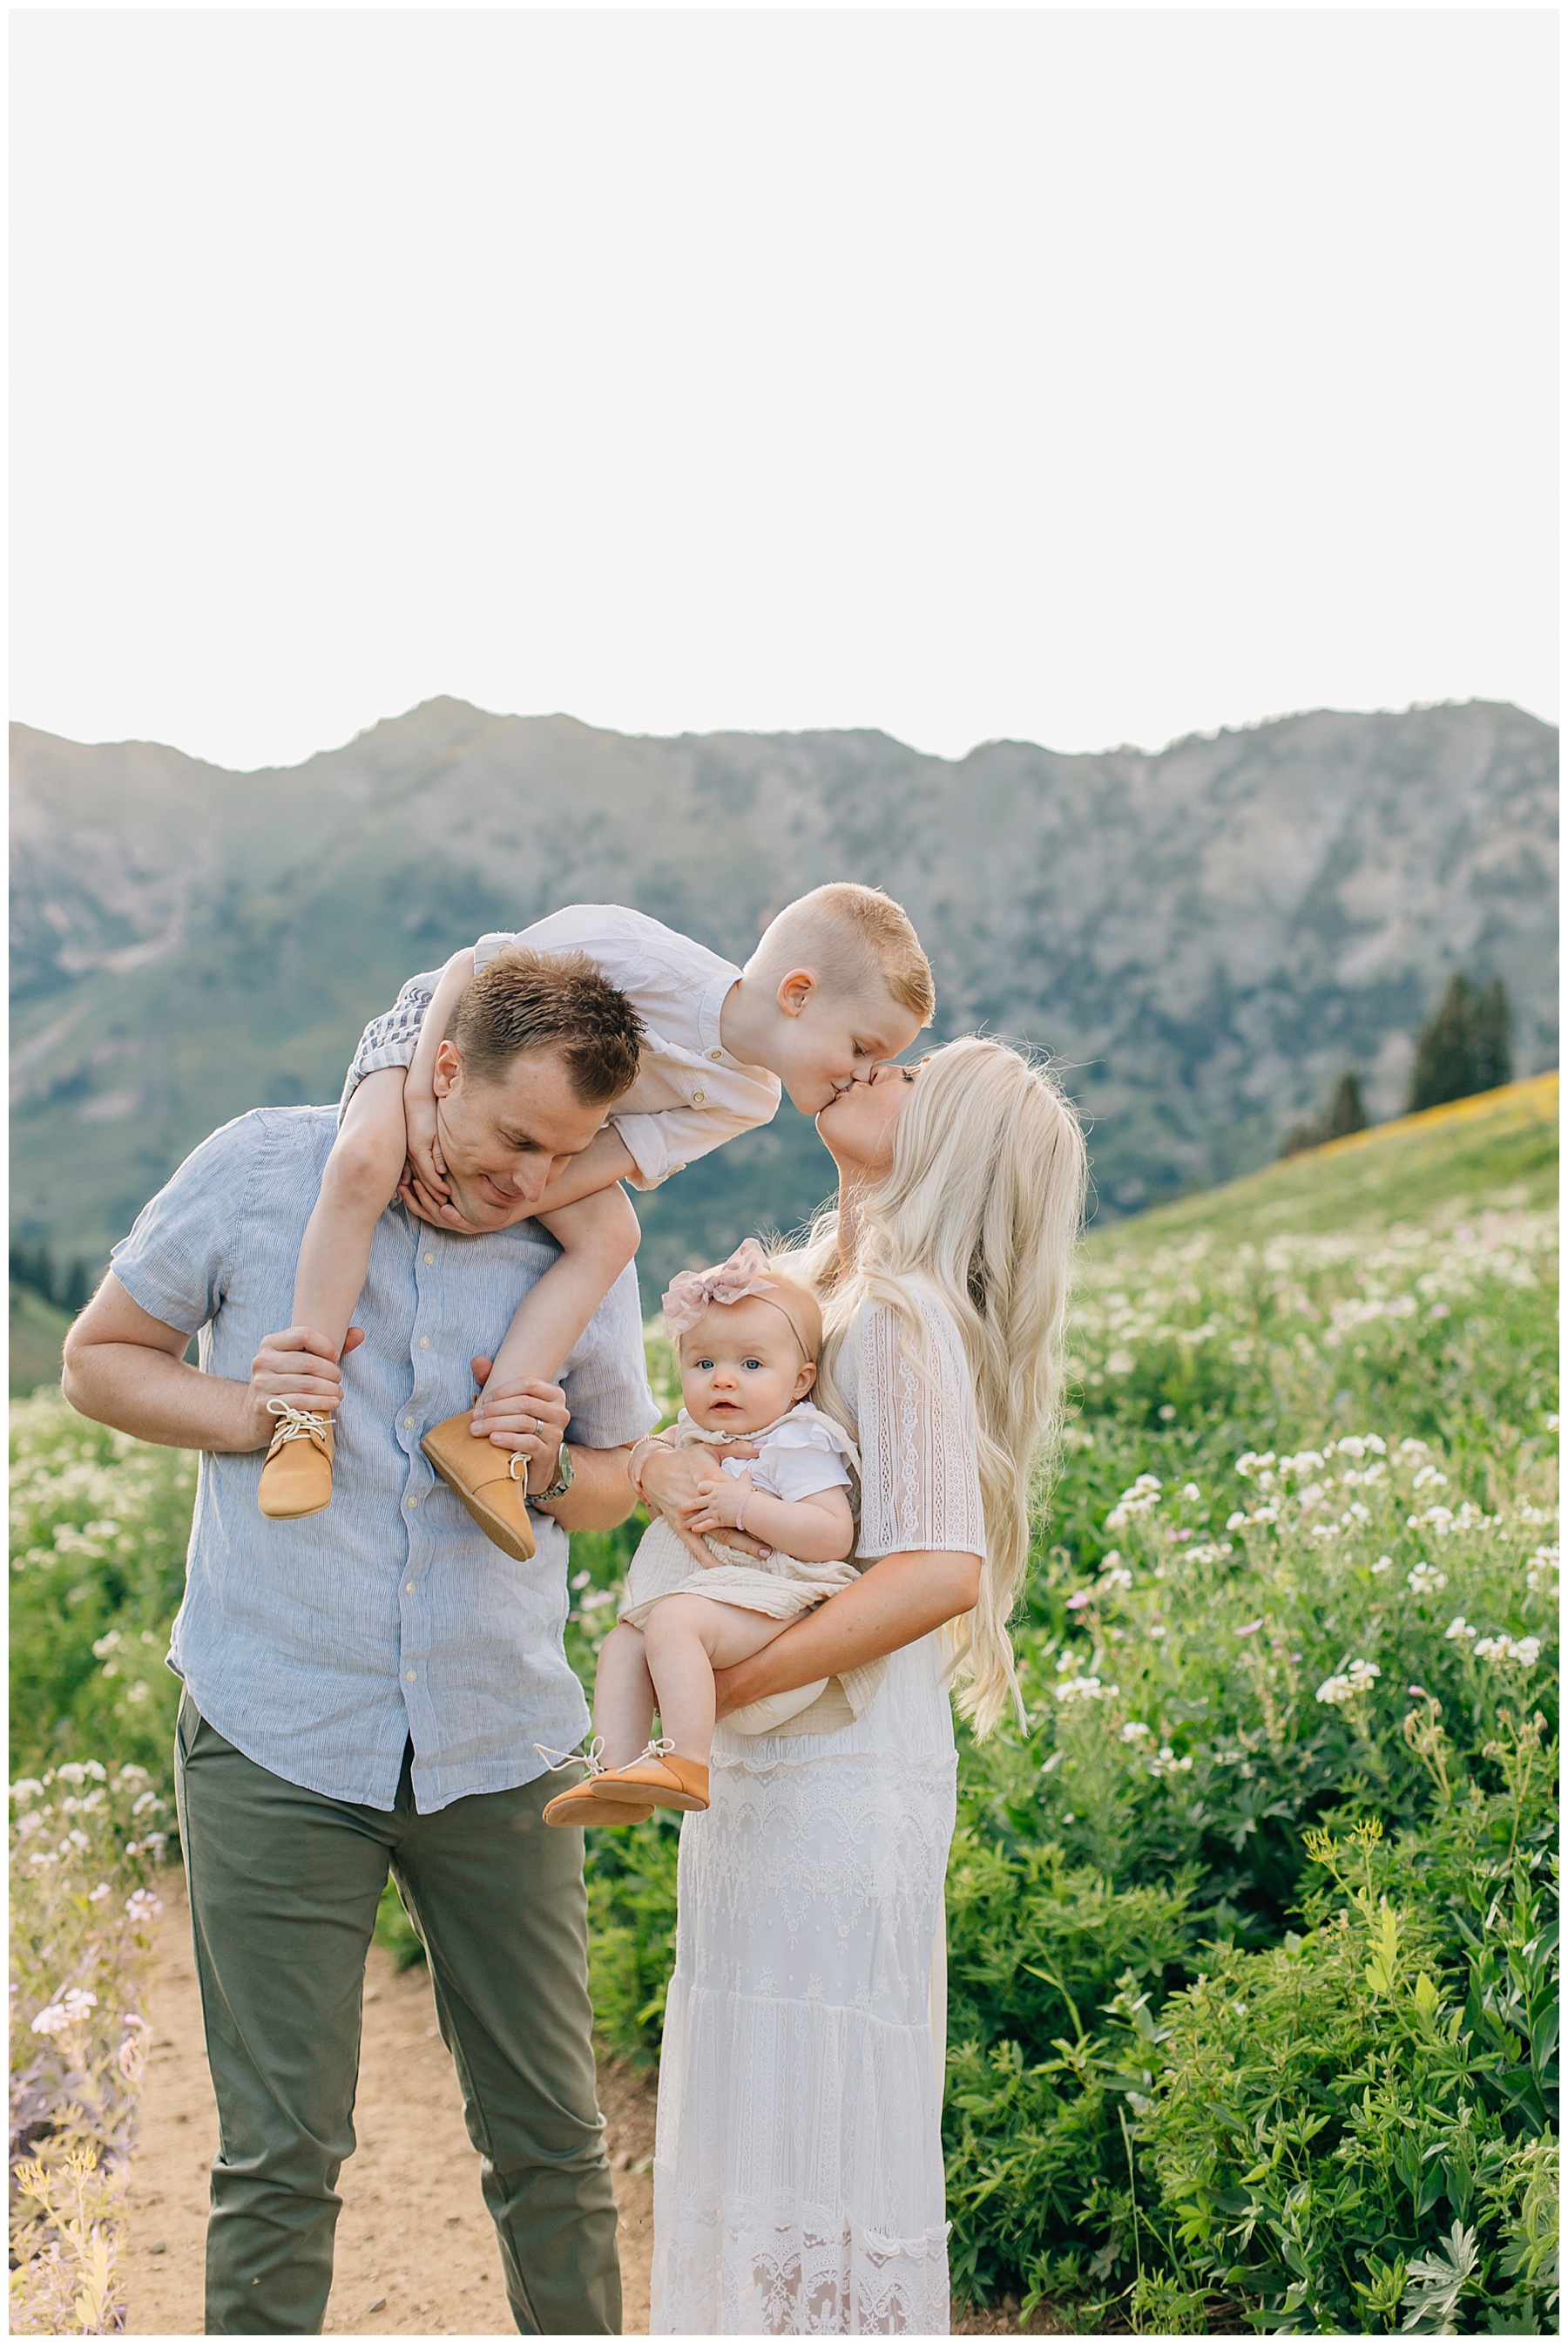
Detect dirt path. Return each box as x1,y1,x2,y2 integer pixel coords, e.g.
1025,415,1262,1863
125,1884,1044,2335
125,1881,657,2335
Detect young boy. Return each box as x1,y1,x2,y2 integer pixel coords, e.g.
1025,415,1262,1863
259,887,934,1553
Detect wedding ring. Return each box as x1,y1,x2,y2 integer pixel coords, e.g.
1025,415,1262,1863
533,1417,544,1439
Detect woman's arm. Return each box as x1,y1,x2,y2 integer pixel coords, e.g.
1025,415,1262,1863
713,1548,981,1714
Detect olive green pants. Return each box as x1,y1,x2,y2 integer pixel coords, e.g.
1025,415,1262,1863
172,1692,620,2335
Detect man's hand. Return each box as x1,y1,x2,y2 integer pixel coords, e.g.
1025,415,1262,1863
468,1356,571,1495
247,1325,364,1445
639,1440,770,1562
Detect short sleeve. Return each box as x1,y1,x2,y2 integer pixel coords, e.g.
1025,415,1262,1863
109,1113,267,1337
758,1440,853,1503
852,1291,986,1560
557,1261,661,1451
339,971,443,1114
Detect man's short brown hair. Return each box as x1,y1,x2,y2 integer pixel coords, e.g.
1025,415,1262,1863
448,947,644,1106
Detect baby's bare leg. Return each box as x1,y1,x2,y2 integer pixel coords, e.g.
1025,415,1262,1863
591,1624,658,1770
292,1070,410,1361
641,1595,795,1765
486,1183,641,1393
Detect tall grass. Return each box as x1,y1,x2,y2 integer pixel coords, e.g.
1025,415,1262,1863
10,1083,1558,2333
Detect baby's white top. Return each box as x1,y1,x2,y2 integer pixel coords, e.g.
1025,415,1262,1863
476,905,782,1189
673,1399,857,1506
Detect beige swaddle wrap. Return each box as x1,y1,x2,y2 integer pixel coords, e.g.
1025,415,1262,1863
618,1404,886,1730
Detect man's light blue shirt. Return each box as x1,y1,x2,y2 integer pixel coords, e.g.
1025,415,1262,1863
110,1106,658,1812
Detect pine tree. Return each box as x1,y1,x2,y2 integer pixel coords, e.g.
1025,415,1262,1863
9,1242,57,1304
1473,977,1513,1094
1280,1068,1369,1157
59,1258,91,1314
1409,973,1481,1113
1323,1071,1368,1140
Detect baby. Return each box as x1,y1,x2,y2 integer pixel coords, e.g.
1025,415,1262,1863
541,1242,877,1826
258,891,933,1547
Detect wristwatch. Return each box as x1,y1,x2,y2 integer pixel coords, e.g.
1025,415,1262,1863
532,1443,575,1505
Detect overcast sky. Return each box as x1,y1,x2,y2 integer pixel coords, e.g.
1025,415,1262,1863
11,8,1558,771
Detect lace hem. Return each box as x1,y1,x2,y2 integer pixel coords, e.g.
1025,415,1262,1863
651,2192,950,2335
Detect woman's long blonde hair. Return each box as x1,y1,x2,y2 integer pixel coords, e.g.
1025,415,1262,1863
787,1036,1087,1738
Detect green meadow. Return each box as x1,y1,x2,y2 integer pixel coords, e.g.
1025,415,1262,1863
11,1079,1558,2333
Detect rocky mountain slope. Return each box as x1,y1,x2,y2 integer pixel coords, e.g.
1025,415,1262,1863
10,697,1557,1289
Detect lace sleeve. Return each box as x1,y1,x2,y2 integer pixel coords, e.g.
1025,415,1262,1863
852,1290,986,1561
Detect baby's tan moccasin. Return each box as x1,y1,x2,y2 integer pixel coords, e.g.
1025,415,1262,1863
542,1777,656,1828
421,1412,537,1561
258,1404,335,1520
591,1744,710,1813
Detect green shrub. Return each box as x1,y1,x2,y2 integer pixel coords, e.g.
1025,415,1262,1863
10,1399,193,1785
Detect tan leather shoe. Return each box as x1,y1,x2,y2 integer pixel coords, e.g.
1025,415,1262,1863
537,1740,655,1827
591,1743,710,1813
258,1403,335,1520
542,1778,656,1828
421,1412,537,1562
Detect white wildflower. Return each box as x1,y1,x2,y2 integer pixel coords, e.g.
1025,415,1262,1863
1316,1659,1382,1706
1147,1745,1193,1778
1371,1555,1394,1575
1444,1616,1478,1643
1406,1562,1448,1595
1105,1474,1162,1528
1055,1675,1119,1704
1120,1720,1152,1743
1473,1635,1542,1669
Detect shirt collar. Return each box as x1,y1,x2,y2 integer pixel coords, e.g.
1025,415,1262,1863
697,968,741,1061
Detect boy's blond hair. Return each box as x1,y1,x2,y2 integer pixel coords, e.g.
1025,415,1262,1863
749,884,935,1025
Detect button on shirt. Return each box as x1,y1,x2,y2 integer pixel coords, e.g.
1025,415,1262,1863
346,904,783,1190
109,1107,659,1813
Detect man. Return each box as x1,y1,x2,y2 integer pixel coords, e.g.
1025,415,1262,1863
64,948,658,2336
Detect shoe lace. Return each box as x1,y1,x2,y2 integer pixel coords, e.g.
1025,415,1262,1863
632,1738,677,1766
535,1735,608,1779
266,1399,332,1448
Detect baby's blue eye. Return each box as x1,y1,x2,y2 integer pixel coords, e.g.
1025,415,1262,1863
694,1357,714,1371
742,1358,764,1371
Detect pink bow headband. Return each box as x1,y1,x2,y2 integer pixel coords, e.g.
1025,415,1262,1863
661,1238,812,1358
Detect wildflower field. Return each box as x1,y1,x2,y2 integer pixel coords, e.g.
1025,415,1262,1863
10,1076,1558,2334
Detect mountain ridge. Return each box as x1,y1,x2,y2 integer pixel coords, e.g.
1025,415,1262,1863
11,696,1558,1290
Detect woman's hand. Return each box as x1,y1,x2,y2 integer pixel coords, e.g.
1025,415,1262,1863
639,1441,770,1563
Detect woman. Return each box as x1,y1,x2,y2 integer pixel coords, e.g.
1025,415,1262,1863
637,1036,1087,2334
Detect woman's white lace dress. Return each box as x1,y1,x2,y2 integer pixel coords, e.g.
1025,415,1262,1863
651,1287,986,2334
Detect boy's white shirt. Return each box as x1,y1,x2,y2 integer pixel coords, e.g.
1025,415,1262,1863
476,905,782,1190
